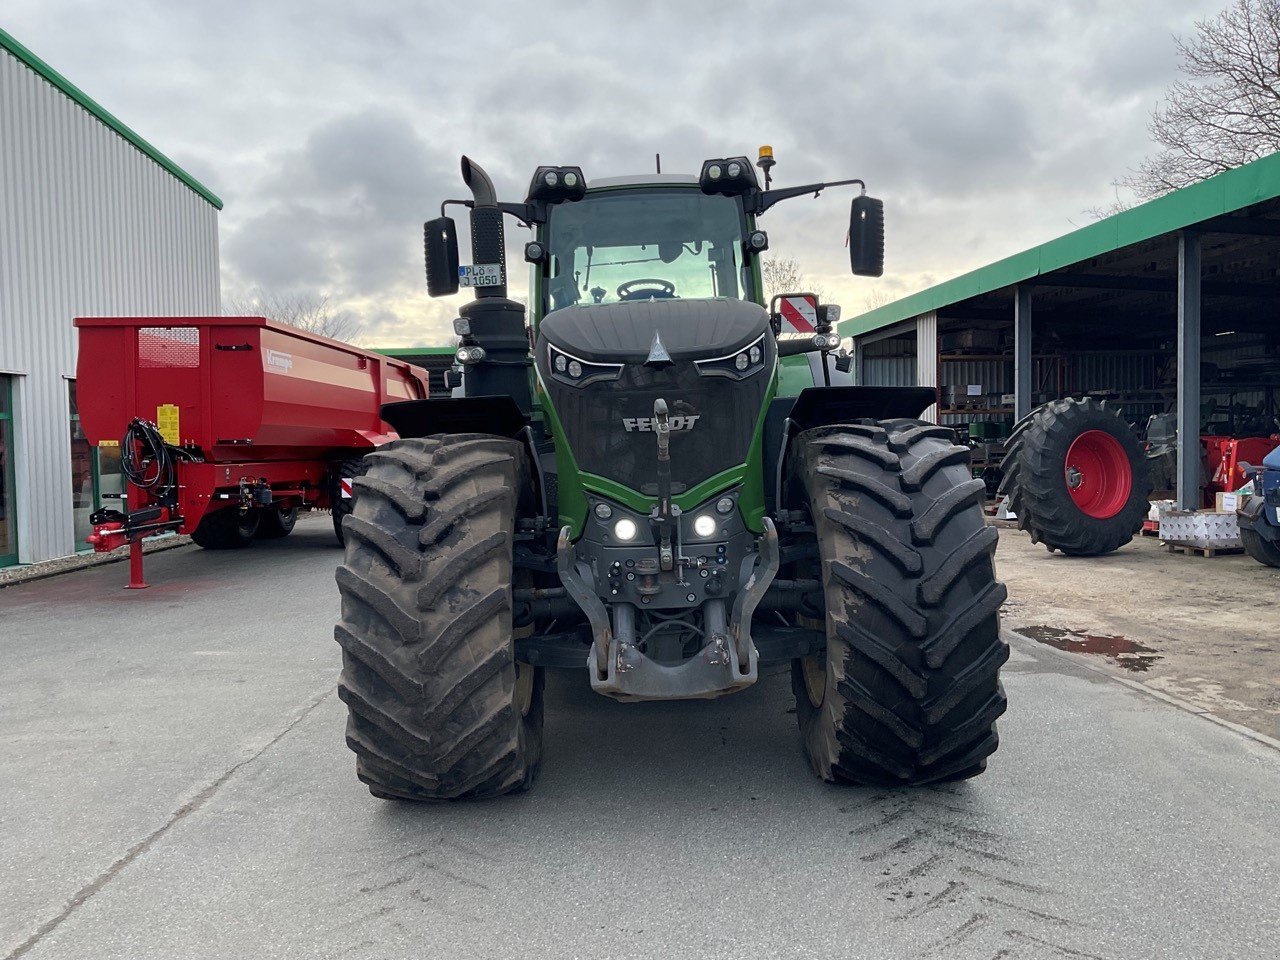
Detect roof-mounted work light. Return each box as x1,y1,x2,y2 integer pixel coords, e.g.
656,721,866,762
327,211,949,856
525,166,587,205
699,156,759,197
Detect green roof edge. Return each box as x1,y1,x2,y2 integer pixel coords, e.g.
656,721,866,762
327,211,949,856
0,26,224,210
839,150,1280,339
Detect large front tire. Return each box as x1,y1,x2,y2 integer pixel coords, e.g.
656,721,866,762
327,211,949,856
791,420,1009,787
334,435,544,801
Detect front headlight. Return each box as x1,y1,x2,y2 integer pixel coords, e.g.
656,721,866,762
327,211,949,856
546,344,622,387
694,333,770,379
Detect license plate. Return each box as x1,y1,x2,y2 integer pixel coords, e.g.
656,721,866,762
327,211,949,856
458,264,504,287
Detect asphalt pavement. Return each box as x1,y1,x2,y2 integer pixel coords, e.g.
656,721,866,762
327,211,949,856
1,516,1277,960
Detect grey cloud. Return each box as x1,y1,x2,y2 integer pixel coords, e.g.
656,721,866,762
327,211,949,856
5,0,1233,343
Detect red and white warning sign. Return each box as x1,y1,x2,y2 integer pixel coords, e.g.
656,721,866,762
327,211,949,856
778,295,818,334
340,478,354,499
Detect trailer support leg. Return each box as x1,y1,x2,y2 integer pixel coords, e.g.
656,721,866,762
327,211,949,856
125,539,149,590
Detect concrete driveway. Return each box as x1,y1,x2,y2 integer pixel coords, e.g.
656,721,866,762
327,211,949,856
2,517,1277,960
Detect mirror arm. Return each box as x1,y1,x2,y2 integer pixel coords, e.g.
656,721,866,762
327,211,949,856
752,178,866,215
441,198,539,227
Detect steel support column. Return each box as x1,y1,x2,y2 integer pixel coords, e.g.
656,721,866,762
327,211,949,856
915,312,938,421
1177,232,1202,510
1013,285,1032,421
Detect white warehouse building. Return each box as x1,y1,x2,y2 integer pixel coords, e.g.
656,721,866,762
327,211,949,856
0,27,221,568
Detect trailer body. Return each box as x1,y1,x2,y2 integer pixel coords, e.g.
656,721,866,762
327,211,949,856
74,316,429,550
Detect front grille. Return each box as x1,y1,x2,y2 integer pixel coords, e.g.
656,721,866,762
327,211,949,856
548,360,769,495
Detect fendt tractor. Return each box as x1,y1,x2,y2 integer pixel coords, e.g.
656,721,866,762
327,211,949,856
334,149,1009,800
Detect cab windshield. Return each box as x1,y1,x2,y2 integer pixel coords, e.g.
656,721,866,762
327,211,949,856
543,188,748,313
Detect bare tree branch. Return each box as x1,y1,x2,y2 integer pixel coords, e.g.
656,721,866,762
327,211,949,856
226,288,364,345
1115,0,1280,205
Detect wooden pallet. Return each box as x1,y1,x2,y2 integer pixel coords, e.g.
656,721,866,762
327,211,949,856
1164,541,1244,558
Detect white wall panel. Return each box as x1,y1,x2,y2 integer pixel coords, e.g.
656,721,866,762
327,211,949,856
0,49,219,564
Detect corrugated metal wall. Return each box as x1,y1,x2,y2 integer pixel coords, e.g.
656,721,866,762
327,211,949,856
0,49,220,564
859,331,918,386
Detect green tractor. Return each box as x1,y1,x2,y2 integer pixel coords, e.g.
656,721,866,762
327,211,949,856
334,150,1008,800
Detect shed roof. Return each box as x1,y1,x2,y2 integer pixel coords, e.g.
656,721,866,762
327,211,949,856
841,151,1280,339
0,26,223,210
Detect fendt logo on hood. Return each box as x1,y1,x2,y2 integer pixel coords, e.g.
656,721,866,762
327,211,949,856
623,415,700,432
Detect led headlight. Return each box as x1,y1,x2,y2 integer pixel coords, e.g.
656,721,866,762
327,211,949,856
692,514,717,538
715,496,734,515
694,333,770,379
546,344,622,386
594,502,613,521
613,518,638,542
543,170,558,187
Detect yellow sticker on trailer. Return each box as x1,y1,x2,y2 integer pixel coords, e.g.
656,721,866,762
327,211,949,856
156,404,180,445
98,440,120,448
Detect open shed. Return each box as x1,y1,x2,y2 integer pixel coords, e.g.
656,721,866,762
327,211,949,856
841,152,1280,510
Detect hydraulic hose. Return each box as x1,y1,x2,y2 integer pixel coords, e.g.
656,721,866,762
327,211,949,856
120,417,187,500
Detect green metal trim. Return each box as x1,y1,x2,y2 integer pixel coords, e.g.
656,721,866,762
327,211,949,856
839,151,1280,339
580,466,745,515
0,26,224,210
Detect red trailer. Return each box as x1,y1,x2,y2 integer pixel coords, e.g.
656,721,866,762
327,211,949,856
74,317,430,581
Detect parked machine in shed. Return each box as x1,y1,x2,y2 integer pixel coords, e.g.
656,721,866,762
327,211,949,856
1238,442,1280,567
75,317,429,580
332,150,1010,802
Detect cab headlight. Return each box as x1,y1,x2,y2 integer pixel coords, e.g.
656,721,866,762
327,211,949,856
613,518,638,542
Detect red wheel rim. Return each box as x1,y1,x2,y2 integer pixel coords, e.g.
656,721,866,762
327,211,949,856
1064,430,1132,519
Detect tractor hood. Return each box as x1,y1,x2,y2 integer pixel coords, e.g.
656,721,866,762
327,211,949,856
539,298,769,364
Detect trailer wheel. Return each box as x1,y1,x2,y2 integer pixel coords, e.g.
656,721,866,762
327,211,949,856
255,506,298,539
998,398,1153,556
790,420,1009,787
331,456,368,547
190,508,260,550
335,435,543,801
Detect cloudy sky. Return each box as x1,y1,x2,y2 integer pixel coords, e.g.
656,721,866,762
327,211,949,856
8,0,1217,346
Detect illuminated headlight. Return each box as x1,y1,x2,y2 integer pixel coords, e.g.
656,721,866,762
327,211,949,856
567,360,582,378
594,502,613,521
735,353,749,371
613,518,638,542
554,354,567,373
715,496,734,515
692,514,717,538
456,345,486,364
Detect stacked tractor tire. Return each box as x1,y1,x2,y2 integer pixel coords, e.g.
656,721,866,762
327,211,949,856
999,398,1154,556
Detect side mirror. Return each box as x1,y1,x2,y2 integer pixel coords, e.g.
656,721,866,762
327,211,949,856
424,217,460,297
849,195,884,277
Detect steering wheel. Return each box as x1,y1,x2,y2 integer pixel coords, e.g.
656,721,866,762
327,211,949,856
617,278,677,301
